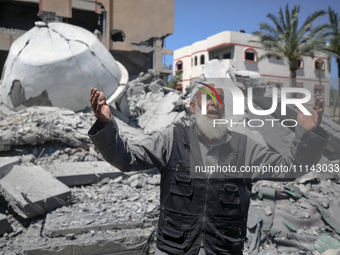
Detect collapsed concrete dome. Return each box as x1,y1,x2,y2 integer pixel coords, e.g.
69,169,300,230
1,21,121,112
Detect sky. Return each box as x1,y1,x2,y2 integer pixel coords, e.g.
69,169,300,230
164,0,340,84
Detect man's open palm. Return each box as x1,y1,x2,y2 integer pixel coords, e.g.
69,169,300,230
90,88,111,125
297,96,323,131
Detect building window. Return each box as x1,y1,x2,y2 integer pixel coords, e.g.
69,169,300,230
200,54,205,65
292,82,304,98
297,57,304,69
314,85,324,96
176,61,183,72
191,58,193,67
110,29,125,42
314,59,324,71
244,48,257,62
223,52,231,59
194,56,198,66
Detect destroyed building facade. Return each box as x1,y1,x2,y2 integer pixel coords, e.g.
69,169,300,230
0,0,174,79
173,30,331,115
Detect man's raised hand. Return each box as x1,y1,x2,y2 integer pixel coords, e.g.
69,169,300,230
297,96,323,131
90,88,111,125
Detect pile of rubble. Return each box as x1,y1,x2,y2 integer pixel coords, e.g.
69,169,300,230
1,70,340,255
112,70,191,134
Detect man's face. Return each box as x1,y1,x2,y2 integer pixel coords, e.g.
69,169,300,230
190,84,225,119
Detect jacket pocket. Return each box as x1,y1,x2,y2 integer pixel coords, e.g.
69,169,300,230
219,182,240,205
214,234,244,254
170,163,193,196
158,211,191,250
213,218,244,253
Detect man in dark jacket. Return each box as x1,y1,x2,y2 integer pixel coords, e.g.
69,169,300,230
88,82,329,255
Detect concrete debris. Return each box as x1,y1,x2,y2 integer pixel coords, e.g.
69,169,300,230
120,71,190,132
46,161,125,187
43,171,159,237
1,22,121,112
23,219,155,255
0,156,20,179
0,106,95,152
138,91,181,134
0,165,71,218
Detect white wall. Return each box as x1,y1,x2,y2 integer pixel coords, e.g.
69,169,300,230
173,31,330,114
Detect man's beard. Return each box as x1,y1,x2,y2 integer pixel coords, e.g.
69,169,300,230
194,104,228,141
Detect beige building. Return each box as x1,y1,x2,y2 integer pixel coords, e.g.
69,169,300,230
0,0,174,79
173,30,330,114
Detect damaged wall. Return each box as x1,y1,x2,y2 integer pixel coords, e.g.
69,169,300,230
1,21,121,112
107,0,174,78
0,0,175,79
110,0,174,51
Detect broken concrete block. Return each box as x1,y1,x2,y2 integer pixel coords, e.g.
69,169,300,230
138,91,180,134
116,93,130,119
45,162,125,187
202,59,228,80
24,218,153,255
1,22,121,112
171,110,186,126
0,165,71,218
110,106,130,124
0,106,94,151
0,212,12,236
134,91,164,114
148,81,162,93
0,156,20,179
0,130,11,148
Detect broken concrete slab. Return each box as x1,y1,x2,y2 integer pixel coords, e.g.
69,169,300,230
23,218,154,255
110,106,130,124
138,91,181,134
0,156,20,179
202,59,228,80
0,130,11,151
45,161,126,187
115,93,130,119
42,172,159,238
44,214,137,237
0,165,71,218
0,103,15,120
1,22,121,112
134,90,165,114
0,106,93,152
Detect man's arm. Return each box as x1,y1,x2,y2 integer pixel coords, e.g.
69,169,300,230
88,88,172,172
245,124,329,180
88,117,172,172
245,96,330,181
